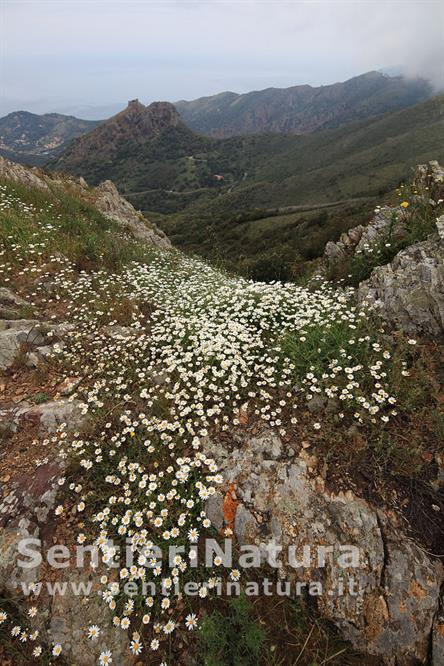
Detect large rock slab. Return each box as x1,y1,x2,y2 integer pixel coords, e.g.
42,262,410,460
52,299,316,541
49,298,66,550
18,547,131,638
205,426,443,664
19,399,88,434
0,457,133,665
50,568,134,666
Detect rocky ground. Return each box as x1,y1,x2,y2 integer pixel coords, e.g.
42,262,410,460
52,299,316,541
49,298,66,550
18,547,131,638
0,157,443,665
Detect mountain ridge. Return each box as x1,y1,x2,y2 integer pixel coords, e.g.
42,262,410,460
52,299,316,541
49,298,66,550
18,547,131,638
0,110,99,165
175,71,433,136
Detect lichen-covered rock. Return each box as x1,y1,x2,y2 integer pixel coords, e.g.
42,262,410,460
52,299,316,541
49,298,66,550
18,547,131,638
49,569,134,666
358,233,444,336
0,458,65,593
0,457,133,665
432,613,444,665
205,425,443,664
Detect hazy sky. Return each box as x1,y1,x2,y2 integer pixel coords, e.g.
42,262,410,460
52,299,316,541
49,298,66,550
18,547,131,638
1,0,443,118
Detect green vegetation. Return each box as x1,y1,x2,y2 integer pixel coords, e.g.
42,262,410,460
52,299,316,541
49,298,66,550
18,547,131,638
51,94,444,279
0,179,158,273
197,593,373,666
198,594,266,666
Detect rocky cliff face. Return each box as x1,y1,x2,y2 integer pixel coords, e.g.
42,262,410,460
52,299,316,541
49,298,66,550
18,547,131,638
205,426,444,665
358,228,444,336
51,99,182,172
0,155,170,248
325,161,444,336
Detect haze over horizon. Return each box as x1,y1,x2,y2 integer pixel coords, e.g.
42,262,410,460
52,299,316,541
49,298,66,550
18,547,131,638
1,0,443,119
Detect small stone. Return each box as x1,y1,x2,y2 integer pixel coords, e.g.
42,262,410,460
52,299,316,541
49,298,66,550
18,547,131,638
307,395,326,413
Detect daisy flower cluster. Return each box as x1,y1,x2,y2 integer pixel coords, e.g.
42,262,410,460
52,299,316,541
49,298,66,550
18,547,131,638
0,607,59,660
0,183,416,662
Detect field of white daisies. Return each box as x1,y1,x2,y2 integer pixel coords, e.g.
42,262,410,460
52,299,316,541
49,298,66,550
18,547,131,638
0,177,441,665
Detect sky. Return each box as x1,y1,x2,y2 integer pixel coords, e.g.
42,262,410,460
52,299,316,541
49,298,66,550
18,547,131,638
1,0,443,119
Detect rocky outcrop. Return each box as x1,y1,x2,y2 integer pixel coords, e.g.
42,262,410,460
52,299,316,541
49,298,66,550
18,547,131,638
325,161,444,274
0,287,32,319
324,161,444,336
20,399,88,434
0,458,65,593
93,179,170,246
324,206,407,269
0,313,75,371
52,99,181,167
0,455,132,665
358,229,444,336
0,155,170,249
205,425,443,665
0,319,44,370
0,156,50,192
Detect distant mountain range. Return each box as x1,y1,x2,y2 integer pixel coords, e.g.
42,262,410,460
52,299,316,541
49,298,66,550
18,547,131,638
0,111,99,165
0,72,434,168
175,71,433,137
2,72,442,276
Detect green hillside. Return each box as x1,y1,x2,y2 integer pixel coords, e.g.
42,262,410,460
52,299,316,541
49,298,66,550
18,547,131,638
0,111,99,165
50,94,444,279
156,94,444,276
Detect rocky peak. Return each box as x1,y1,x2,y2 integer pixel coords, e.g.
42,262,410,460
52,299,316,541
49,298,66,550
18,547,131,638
127,98,143,108
50,99,181,170
115,99,180,136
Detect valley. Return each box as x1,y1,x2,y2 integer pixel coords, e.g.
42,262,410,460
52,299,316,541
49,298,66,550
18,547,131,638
2,73,442,283
48,92,444,279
